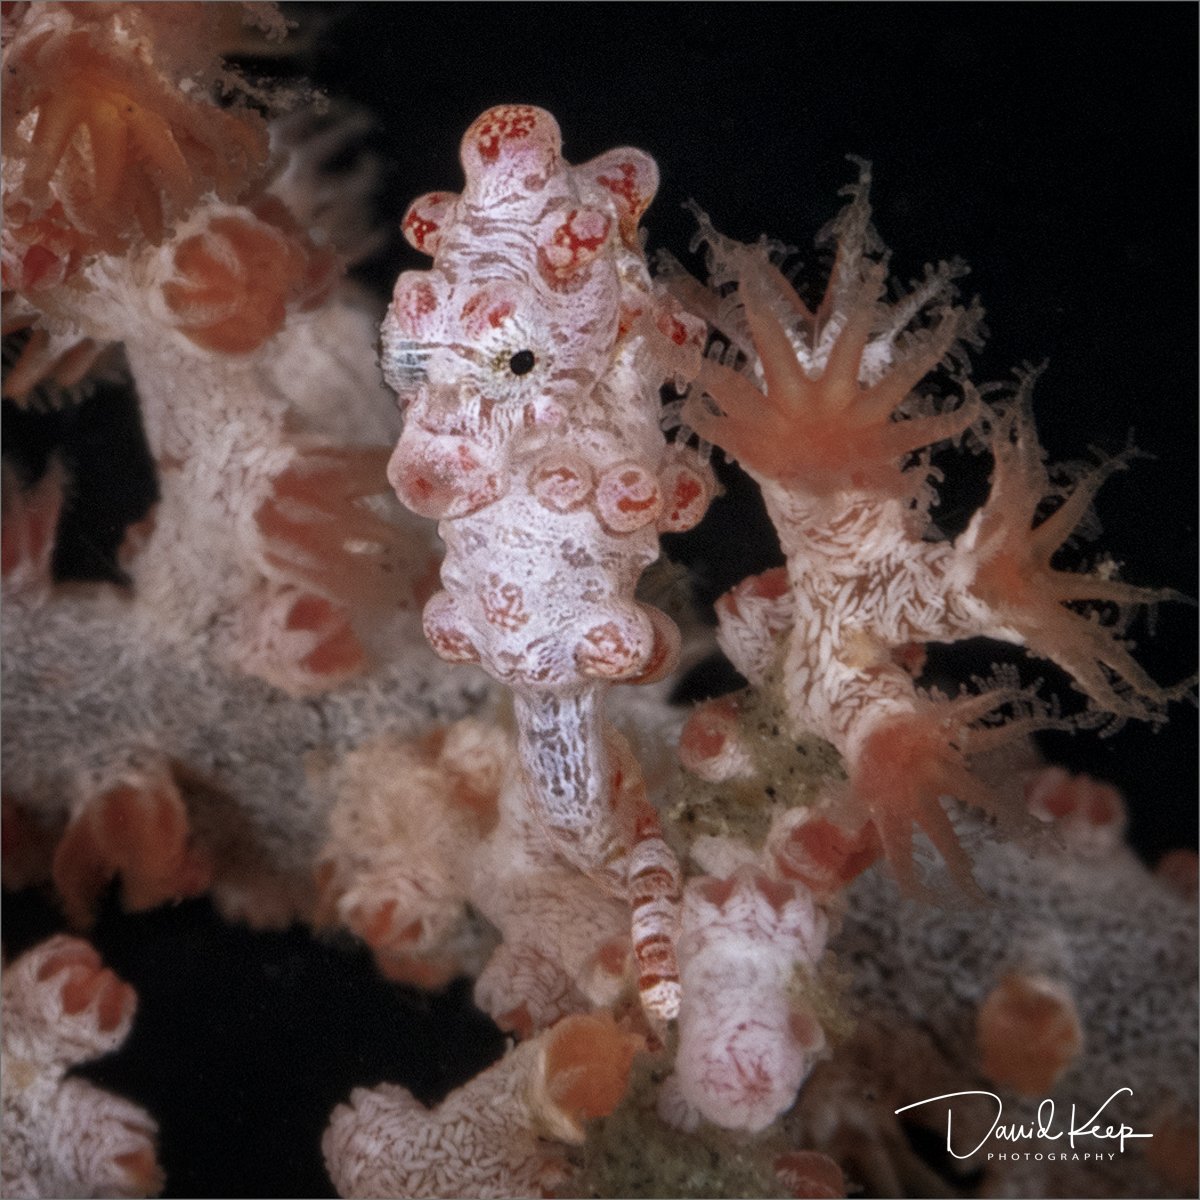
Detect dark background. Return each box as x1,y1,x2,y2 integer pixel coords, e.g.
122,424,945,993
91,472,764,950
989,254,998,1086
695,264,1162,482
3,5,1196,1196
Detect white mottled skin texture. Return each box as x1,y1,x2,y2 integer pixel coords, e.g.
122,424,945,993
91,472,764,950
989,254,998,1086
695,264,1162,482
2,937,162,1199
470,762,634,1030
381,105,715,1017
664,867,828,1134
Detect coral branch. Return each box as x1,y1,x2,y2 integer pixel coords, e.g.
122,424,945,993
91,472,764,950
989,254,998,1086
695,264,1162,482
3,936,162,1198
680,163,1190,892
324,1012,642,1198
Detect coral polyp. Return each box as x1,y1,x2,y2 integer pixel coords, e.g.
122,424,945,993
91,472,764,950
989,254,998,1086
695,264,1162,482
2,4,272,258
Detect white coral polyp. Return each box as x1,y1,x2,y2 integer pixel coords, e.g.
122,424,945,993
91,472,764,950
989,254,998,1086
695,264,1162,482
2,936,162,1199
671,867,828,1132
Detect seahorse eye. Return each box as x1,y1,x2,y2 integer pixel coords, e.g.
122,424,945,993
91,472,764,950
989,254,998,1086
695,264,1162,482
508,349,536,376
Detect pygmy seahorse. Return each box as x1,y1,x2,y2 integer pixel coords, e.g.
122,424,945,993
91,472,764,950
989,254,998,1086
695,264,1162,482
379,105,713,1018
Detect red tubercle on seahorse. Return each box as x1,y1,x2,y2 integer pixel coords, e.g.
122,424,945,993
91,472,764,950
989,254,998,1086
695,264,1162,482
481,575,530,632
595,160,649,245
536,209,612,289
469,104,542,162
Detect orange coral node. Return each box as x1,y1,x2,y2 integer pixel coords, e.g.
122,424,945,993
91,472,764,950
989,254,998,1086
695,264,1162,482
299,619,367,680
1145,1110,1200,1195
284,593,338,632
111,1147,166,1200
37,941,136,1032
679,695,740,765
347,898,398,948
163,214,310,353
1154,849,1199,900
51,777,211,927
775,1149,847,1199
976,973,1083,1095
544,1012,643,1123
774,814,882,897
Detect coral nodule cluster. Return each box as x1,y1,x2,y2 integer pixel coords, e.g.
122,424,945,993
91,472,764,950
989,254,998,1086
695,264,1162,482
2,5,1195,1199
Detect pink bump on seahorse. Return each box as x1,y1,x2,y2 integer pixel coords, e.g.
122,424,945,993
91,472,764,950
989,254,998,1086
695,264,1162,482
379,105,714,1019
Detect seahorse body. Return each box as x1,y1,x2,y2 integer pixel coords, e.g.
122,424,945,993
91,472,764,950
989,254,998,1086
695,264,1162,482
380,106,712,1018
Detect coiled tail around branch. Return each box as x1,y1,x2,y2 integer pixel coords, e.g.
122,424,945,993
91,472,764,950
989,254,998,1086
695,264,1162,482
514,690,682,1020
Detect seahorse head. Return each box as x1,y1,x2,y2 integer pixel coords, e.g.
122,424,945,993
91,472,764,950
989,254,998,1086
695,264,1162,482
380,105,666,519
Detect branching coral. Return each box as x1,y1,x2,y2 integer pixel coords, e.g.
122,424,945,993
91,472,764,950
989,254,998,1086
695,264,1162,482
317,710,681,1036
794,805,1198,1198
1,11,1193,1200
2,935,162,1199
674,163,1193,890
1,454,479,929
315,720,508,988
2,3,273,263
0,2,478,931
